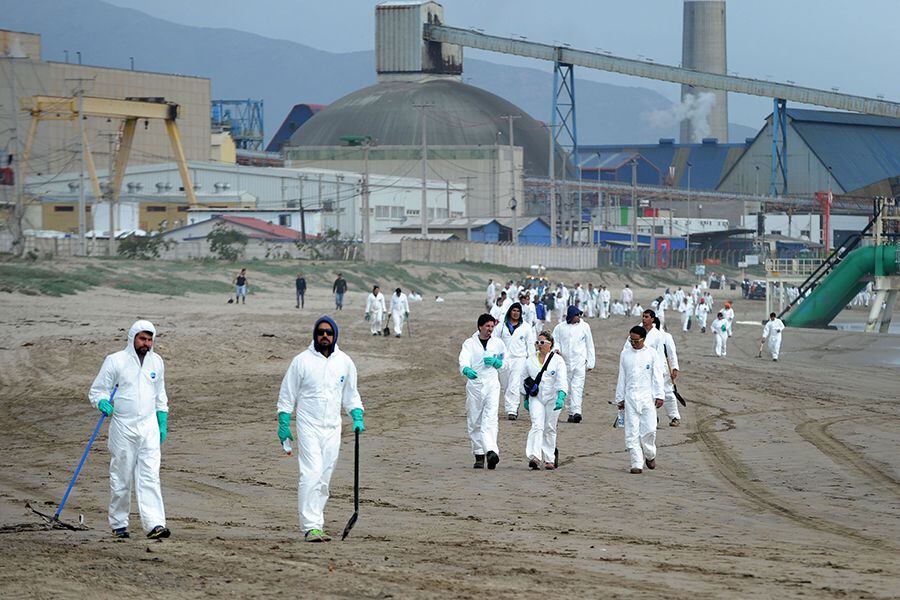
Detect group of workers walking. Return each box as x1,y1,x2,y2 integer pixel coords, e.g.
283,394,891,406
83,271,788,545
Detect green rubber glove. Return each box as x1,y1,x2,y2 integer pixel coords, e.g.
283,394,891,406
364,313,370,321
350,408,365,433
156,411,168,444
277,411,294,443
555,390,566,411
490,356,503,370
404,311,409,318
523,397,530,412
462,366,478,380
97,399,114,417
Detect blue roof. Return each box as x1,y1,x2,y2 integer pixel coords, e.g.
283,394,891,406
266,103,325,153
785,109,900,193
577,139,749,190
578,151,638,170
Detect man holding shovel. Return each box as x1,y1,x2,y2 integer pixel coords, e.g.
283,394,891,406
88,319,170,540
277,316,365,542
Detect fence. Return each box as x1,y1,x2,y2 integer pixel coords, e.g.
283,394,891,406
400,239,599,270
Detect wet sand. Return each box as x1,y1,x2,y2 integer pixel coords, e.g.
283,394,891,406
0,271,898,599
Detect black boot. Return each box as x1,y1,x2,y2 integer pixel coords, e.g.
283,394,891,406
473,454,485,469
486,450,500,470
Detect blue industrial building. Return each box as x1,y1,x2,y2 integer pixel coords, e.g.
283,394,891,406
577,138,751,191
718,109,900,197
578,152,660,184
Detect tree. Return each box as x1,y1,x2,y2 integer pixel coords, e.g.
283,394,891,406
206,221,248,261
117,225,175,259
294,228,356,260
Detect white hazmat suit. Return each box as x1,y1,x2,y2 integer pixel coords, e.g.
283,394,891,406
459,332,506,457
553,317,595,419
524,351,567,464
762,317,785,360
277,317,363,534
658,329,681,422
712,317,728,356
494,304,536,416
365,291,387,335
390,291,409,336
615,344,665,471
89,320,168,533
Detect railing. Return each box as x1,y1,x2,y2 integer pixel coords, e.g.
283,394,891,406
765,258,823,277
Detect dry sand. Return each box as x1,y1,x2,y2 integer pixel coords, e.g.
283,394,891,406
0,267,898,599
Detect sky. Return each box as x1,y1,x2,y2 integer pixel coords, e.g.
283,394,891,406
105,0,900,129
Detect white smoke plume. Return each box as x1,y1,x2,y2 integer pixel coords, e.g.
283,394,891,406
648,91,717,142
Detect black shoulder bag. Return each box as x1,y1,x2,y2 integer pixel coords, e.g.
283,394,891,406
523,352,554,397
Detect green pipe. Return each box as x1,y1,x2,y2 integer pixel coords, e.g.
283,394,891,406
784,245,900,329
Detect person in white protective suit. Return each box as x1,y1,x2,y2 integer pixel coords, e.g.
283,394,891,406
615,325,666,474
711,312,728,357
89,319,170,540
521,294,538,329
653,316,682,427
490,293,507,323
599,285,611,319
523,330,567,470
486,278,497,310
680,297,694,332
762,312,785,361
585,284,596,318
277,316,365,542
695,297,710,333
553,305,596,423
722,302,735,337
621,285,634,312
614,310,664,428
459,314,506,469
630,303,644,317
365,285,387,336
389,287,410,337
494,302,536,420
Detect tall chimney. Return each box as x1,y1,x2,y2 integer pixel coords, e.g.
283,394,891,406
680,0,728,143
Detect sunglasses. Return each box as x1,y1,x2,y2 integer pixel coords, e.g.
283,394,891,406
536,340,550,345
628,337,644,345
315,329,334,337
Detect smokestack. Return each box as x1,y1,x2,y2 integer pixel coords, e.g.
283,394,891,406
681,0,728,143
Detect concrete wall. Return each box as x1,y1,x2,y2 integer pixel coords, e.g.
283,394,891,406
400,238,598,269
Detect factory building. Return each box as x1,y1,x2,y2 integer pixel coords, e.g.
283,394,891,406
717,109,900,197
0,29,213,180
25,161,464,239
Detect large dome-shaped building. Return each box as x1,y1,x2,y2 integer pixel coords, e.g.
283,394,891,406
288,78,556,179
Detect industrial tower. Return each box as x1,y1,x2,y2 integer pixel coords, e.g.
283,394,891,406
680,0,728,143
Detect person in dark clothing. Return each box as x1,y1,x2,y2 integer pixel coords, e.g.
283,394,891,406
232,268,248,304
295,273,307,309
332,273,348,310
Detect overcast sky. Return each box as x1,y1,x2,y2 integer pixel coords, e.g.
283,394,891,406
106,0,899,128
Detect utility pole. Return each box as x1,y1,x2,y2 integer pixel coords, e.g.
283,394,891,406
340,135,374,262
686,162,693,268
501,114,521,244
413,102,434,235
78,90,87,254
7,54,26,257
460,176,476,217
99,130,118,254
631,159,638,263
544,123,557,247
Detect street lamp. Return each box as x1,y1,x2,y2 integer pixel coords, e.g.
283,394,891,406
686,162,693,263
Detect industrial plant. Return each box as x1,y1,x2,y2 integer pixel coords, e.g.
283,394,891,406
1,0,898,272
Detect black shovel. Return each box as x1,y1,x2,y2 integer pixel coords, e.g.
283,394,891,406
341,430,360,541
673,384,687,407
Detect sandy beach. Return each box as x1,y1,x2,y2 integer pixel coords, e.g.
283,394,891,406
1,263,897,599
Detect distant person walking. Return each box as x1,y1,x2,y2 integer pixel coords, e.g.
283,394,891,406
295,272,307,309
762,312,785,361
615,325,665,474
232,268,249,304
332,273,347,311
